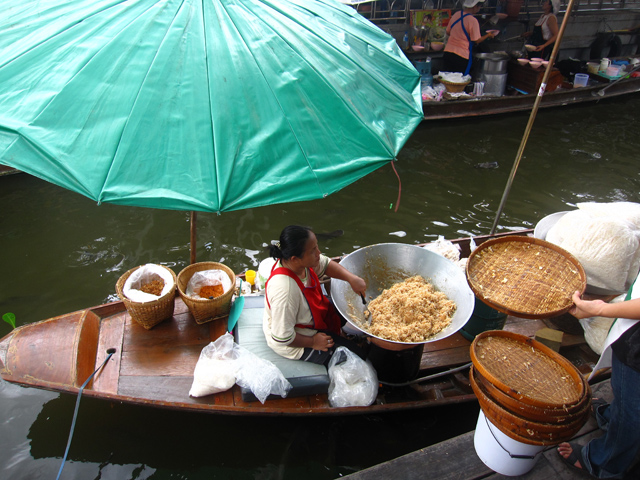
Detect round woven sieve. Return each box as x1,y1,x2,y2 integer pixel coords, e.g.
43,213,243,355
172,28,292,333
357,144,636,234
466,236,586,318
470,330,588,409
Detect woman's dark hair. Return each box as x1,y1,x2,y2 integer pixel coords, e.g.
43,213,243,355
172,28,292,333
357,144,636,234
269,225,313,260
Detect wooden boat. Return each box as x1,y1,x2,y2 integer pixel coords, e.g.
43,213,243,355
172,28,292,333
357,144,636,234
0,164,20,176
422,73,640,121
0,229,606,416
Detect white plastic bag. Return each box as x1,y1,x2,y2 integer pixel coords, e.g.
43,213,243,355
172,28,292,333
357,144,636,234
189,334,239,397
235,348,292,404
189,333,292,403
186,269,232,299
423,235,461,262
123,264,175,303
328,347,378,408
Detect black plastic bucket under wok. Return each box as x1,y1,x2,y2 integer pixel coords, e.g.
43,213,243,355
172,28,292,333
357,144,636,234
367,343,425,383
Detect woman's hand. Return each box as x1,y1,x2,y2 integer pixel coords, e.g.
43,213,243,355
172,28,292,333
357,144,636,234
312,332,334,351
535,44,545,52
325,260,367,297
569,291,605,319
348,275,367,298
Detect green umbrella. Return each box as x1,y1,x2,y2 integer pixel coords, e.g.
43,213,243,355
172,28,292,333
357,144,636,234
0,0,422,253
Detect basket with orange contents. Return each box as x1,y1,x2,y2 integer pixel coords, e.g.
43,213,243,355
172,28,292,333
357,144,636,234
177,261,236,324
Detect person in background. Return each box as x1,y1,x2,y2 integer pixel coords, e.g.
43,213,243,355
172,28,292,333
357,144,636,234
557,282,640,478
442,0,495,75
521,0,559,60
263,225,367,366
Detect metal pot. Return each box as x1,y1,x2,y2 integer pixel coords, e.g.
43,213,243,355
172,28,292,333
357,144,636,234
331,243,475,345
474,53,510,74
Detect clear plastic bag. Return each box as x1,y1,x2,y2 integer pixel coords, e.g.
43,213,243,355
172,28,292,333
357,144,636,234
235,349,292,404
189,333,291,403
189,334,239,397
423,235,461,262
186,269,232,299
328,347,378,408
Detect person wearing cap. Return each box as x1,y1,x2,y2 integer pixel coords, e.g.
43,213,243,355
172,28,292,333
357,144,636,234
521,0,559,60
263,225,368,366
442,0,496,75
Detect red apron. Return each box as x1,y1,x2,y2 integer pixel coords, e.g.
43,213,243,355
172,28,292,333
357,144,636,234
265,265,341,335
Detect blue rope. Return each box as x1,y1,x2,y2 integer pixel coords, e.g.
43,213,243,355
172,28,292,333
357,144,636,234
56,349,115,480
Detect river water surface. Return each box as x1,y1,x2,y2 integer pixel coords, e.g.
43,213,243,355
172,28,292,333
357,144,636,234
1,94,640,479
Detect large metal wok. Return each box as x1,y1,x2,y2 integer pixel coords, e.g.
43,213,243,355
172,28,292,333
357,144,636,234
332,243,475,345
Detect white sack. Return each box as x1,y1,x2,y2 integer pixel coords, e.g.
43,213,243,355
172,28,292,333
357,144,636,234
579,293,625,355
578,202,640,230
546,210,640,292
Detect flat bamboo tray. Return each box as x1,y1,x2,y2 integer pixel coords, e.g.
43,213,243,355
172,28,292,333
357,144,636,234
470,365,589,445
470,330,589,409
473,366,590,423
466,236,586,319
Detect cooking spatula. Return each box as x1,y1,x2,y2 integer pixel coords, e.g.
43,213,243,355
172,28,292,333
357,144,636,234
360,293,372,327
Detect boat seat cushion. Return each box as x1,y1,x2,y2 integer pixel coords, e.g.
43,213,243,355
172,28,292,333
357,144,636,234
234,297,329,402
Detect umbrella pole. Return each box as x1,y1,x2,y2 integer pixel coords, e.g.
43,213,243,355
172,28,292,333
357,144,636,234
190,211,197,265
490,0,577,235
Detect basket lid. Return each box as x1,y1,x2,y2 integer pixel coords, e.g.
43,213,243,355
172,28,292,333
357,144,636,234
466,236,586,318
470,330,587,408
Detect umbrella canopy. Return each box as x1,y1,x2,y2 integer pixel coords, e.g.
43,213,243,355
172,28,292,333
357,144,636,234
0,0,422,213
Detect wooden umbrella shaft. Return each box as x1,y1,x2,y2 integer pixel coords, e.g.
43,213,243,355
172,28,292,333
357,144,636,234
490,0,577,235
190,211,197,265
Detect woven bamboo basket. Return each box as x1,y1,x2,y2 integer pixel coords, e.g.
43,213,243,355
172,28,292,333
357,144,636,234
470,365,590,445
177,262,236,324
470,330,589,410
466,236,586,319
473,365,590,423
116,264,177,330
439,79,470,93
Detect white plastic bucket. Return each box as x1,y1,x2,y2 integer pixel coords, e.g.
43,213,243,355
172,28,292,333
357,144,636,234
474,410,545,476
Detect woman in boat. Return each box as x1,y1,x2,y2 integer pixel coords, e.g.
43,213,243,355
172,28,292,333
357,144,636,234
263,225,367,366
557,284,640,478
521,0,559,60
442,0,496,75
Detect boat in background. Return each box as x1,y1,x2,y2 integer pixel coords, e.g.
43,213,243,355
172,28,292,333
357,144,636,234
422,73,640,121
0,229,608,416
